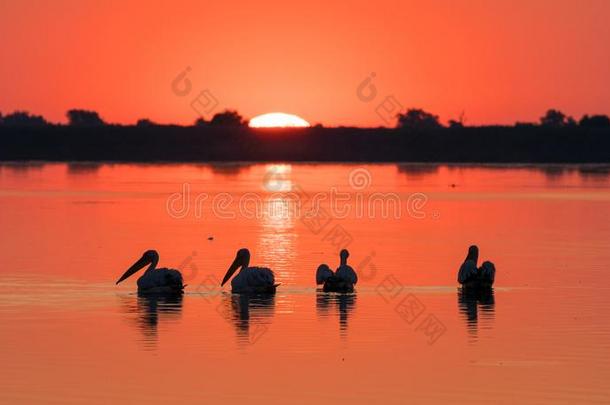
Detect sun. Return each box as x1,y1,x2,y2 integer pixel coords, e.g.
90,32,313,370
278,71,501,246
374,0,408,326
249,112,310,128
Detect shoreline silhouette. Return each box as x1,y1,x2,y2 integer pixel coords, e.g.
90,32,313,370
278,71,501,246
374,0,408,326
2,125,609,163
1,108,609,163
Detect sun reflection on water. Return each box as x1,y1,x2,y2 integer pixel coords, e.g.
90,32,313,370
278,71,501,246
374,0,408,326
258,164,298,285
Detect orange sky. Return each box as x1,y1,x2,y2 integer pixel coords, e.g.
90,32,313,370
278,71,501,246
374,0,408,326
1,0,609,127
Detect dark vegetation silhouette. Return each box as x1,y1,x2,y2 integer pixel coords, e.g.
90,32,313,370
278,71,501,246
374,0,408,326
1,108,609,163
194,117,208,127
1,111,48,127
540,109,577,128
579,114,610,128
397,108,443,131
448,112,466,129
193,110,248,127
136,119,157,127
209,109,248,126
67,109,105,127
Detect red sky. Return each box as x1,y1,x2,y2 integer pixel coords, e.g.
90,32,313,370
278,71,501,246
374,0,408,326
1,0,609,127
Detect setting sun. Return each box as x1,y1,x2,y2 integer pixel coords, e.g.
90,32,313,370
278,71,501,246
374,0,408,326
249,112,310,128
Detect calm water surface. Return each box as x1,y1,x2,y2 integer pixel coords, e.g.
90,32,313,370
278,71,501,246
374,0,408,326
1,163,610,404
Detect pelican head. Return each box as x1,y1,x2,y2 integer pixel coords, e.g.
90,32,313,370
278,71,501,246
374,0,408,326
480,261,496,283
316,264,333,285
221,248,251,286
481,261,495,271
465,245,479,265
340,249,350,265
116,250,159,285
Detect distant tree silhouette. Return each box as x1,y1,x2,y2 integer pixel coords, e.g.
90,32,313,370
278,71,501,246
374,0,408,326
136,119,157,127
397,108,443,130
194,117,209,127
540,109,575,128
209,109,247,127
67,109,105,127
1,111,49,127
579,114,610,128
448,112,465,128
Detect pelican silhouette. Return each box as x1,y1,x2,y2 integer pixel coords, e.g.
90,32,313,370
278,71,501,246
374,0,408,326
116,250,185,293
221,248,278,293
457,245,496,288
316,249,358,292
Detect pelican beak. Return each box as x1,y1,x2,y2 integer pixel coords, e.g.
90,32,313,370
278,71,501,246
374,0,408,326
116,255,150,285
221,256,241,287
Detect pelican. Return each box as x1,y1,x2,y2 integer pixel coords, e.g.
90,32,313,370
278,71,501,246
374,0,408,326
116,250,185,293
221,248,278,294
316,249,358,293
457,245,496,288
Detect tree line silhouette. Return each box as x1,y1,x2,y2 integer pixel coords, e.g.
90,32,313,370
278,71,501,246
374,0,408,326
1,107,609,163
1,108,608,130
0,109,248,128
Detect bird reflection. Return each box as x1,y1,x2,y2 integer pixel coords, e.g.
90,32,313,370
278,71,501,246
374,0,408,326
457,287,495,341
217,293,276,346
120,292,183,349
316,292,357,338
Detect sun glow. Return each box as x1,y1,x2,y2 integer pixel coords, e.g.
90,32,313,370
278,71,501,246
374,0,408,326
249,112,310,128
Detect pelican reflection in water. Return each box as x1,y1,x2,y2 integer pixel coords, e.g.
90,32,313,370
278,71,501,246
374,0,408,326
217,292,276,345
120,292,183,348
316,291,357,337
458,287,495,340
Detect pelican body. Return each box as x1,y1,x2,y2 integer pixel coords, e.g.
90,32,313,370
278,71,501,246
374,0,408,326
116,250,185,294
221,248,277,294
316,249,358,293
457,245,496,288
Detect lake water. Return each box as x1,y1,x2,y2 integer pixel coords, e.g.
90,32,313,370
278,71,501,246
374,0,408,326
1,162,610,404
